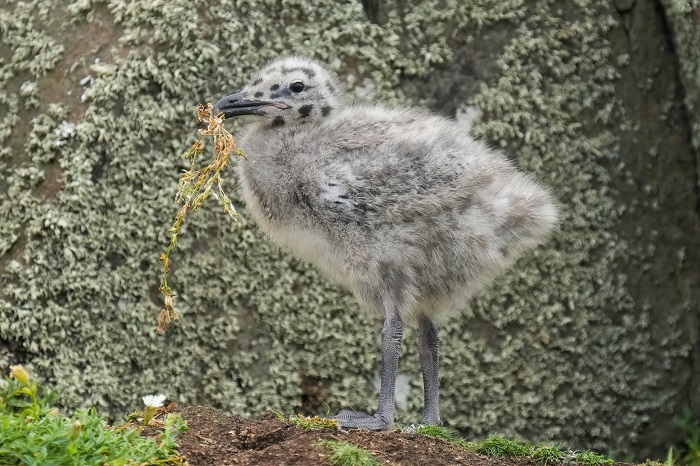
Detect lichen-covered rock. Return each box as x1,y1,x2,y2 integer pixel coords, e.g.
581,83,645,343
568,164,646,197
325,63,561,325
660,0,700,151
0,0,698,459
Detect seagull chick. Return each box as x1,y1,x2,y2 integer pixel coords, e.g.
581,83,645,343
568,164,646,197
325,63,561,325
214,56,558,431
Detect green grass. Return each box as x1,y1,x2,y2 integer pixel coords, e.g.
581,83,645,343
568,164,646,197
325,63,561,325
532,444,567,465
467,435,618,466
418,430,616,466
471,434,535,457
675,409,700,466
320,440,380,466
0,366,187,465
415,424,458,441
576,450,615,466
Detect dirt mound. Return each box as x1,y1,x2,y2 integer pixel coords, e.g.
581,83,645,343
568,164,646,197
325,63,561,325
153,406,534,466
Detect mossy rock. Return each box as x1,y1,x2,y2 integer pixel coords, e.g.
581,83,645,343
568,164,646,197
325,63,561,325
0,0,698,460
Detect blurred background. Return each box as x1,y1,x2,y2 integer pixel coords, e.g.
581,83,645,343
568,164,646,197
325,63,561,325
0,0,698,460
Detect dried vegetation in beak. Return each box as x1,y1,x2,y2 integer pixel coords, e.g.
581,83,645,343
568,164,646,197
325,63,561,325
157,103,244,334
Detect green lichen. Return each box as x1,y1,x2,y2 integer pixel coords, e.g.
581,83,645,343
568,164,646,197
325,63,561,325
0,0,694,460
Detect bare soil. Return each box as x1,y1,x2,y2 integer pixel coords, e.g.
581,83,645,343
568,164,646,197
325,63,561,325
144,405,539,466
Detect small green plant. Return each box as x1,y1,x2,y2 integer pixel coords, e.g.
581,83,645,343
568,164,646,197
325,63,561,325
472,434,535,457
401,426,610,466
667,448,677,466
576,449,615,466
532,444,566,465
415,424,458,441
0,365,187,465
273,410,340,430
676,409,700,466
320,440,380,466
462,434,580,466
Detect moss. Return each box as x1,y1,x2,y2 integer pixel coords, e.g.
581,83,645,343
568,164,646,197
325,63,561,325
275,412,340,431
531,445,567,466
320,440,380,466
415,424,459,441
576,450,615,466
0,0,694,459
471,434,535,457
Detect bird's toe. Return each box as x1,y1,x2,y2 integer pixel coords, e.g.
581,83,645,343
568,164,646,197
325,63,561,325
419,416,443,427
334,410,392,430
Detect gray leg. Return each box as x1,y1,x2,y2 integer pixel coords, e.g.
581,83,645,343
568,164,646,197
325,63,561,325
335,304,403,430
418,315,442,426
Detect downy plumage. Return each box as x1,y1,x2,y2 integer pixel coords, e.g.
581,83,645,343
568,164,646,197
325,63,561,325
214,56,558,431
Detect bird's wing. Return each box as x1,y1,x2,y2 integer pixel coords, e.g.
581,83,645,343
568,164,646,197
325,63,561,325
315,136,482,228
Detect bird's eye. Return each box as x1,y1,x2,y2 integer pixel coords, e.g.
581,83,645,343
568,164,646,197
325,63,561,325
289,81,305,93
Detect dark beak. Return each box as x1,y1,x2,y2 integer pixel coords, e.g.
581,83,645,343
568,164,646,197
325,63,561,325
213,91,273,118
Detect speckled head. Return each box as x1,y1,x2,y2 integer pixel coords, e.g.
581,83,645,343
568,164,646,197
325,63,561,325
214,56,343,127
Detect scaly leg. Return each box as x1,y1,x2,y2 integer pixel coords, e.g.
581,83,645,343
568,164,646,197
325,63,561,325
335,304,403,430
418,315,442,426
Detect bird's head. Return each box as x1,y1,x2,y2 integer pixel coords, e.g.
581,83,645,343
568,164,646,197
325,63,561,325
214,56,343,127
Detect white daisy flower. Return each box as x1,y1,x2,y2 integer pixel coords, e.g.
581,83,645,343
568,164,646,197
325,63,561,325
142,394,166,408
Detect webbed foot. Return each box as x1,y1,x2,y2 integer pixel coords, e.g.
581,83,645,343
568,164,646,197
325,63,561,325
419,415,443,426
335,409,392,430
